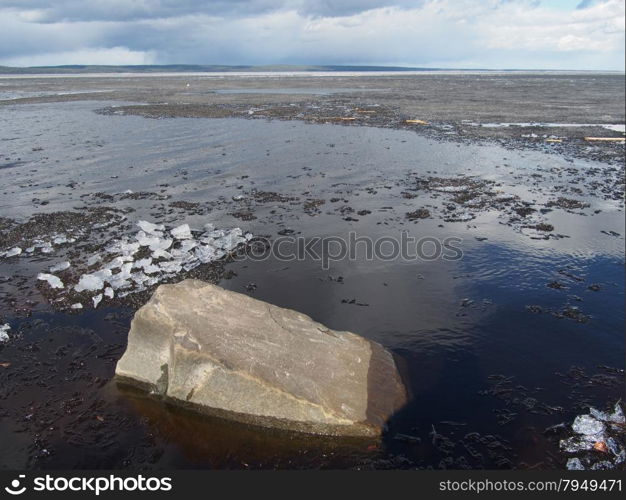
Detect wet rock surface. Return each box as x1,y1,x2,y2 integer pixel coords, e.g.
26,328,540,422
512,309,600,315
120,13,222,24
116,280,407,437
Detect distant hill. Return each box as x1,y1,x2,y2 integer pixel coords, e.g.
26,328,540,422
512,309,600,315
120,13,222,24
0,64,432,74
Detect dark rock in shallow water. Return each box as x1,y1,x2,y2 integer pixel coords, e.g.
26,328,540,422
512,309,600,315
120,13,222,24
116,280,407,437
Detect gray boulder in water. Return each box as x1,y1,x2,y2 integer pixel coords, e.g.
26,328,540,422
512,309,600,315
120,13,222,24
115,280,407,437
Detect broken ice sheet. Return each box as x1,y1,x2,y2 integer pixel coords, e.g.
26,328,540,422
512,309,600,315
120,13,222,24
590,404,626,425
3,247,22,258
559,434,604,453
572,414,605,436
49,261,70,273
0,324,10,342
92,294,103,308
137,220,165,235
171,223,192,240
37,273,64,289
566,458,585,470
74,271,110,292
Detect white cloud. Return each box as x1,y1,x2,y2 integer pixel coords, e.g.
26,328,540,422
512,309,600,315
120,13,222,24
0,47,156,67
0,0,623,70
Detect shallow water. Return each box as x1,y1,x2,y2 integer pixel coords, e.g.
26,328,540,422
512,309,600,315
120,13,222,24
0,101,623,469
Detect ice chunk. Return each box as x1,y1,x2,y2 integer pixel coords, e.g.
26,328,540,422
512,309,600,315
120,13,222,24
171,224,192,240
137,220,165,235
560,435,601,453
104,287,114,299
49,261,70,273
0,323,10,342
105,255,133,270
87,254,102,266
590,404,625,425
4,247,22,258
566,458,585,471
151,249,172,260
183,260,201,272
39,243,53,254
159,261,182,273
572,415,605,436
179,239,198,253
53,235,68,245
37,273,64,289
26,246,35,253
93,294,103,308
195,244,217,264
71,303,83,309
75,273,107,292
590,461,614,470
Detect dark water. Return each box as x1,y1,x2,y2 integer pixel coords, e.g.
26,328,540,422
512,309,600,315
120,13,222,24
0,102,623,469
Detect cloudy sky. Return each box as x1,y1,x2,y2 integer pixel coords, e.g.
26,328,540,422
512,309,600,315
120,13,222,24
1,0,624,70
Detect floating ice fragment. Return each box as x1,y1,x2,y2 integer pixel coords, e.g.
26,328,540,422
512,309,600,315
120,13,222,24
4,247,22,258
151,249,172,260
49,261,70,273
590,404,625,425
159,261,182,273
53,235,68,245
179,240,198,253
87,254,102,266
0,324,10,342
559,435,602,453
71,303,83,309
572,415,605,436
39,243,53,254
75,273,107,292
93,294,103,308
137,220,165,235
26,246,35,253
37,273,64,289
195,245,217,264
104,287,114,299
566,458,585,471
171,224,192,240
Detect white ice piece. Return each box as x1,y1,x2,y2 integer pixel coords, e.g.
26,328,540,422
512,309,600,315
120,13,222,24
0,323,10,342
566,458,585,471
171,224,192,240
4,247,22,258
71,303,83,309
93,294,103,308
49,261,70,273
37,273,64,289
572,415,605,436
87,254,102,266
104,287,114,299
137,220,165,235
75,272,109,292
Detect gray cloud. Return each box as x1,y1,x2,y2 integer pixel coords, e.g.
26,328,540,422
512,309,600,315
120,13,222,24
0,0,623,70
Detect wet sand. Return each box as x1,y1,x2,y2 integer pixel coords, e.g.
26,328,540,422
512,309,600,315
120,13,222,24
0,73,624,469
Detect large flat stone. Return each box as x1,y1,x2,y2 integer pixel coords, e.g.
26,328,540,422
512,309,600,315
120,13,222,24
115,279,407,437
